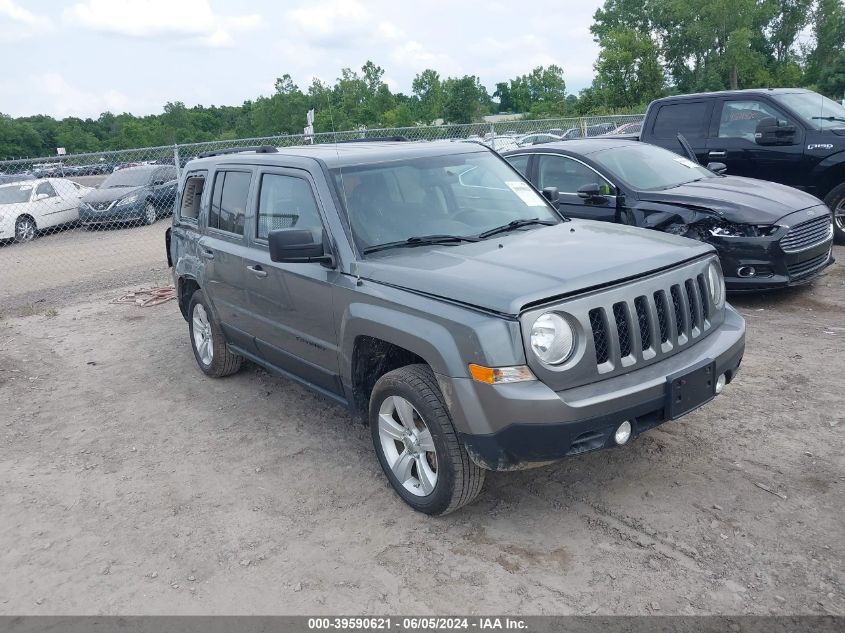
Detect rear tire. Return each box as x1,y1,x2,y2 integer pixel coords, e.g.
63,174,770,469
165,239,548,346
188,289,242,378
369,364,485,515
824,182,845,244
141,202,157,226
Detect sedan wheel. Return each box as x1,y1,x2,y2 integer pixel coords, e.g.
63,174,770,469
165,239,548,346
835,199,845,233
14,216,36,243
377,395,438,496
143,202,157,226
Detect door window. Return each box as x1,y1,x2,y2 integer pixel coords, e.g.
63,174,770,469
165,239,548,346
178,171,206,222
257,174,323,240
652,102,711,139
537,155,611,195
718,100,789,141
35,181,57,198
209,170,251,235
505,154,530,176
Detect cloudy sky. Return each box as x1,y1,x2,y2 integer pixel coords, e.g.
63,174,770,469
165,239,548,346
0,0,603,119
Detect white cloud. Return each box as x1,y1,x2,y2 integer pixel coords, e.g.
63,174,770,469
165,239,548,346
38,73,132,118
0,0,53,42
63,0,260,48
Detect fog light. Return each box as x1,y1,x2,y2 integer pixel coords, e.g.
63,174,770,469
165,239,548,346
614,420,632,445
737,266,756,278
715,373,726,394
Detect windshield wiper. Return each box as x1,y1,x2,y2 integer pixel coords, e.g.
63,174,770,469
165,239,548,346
477,218,557,240
362,234,479,255
811,116,845,123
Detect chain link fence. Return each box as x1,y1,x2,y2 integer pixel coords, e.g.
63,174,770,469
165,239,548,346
0,114,643,307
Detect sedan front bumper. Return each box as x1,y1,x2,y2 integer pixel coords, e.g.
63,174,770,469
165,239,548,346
79,200,146,225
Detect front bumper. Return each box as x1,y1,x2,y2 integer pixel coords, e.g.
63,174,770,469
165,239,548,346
442,306,745,470
79,200,146,225
710,208,834,291
0,213,14,239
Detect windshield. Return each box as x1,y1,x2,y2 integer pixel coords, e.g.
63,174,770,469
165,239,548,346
772,92,845,130
591,143,715,191
0,183,33,204
101,168,154,188
331,151,560,253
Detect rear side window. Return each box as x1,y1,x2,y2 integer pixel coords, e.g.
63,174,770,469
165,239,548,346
652,101,711,139
178,171,205,222
209,170,251,235
257,174,323,240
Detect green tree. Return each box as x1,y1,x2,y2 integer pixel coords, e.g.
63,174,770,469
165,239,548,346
412,69,444,123
442,75,489,123
818,49,845,98
593,28,664,108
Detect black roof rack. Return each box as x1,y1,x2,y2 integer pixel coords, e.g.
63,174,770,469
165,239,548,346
196,145,279,159
331,136,410,144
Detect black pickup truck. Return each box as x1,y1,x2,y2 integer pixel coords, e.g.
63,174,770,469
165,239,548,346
633,89,845,243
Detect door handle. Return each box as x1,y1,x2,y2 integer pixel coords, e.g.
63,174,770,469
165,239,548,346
246,264,268,278
708,151,726,157
200,249,214,260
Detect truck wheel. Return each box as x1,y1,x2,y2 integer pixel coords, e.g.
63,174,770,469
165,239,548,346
369,364,485,515
824,182,845,244
188,289,242,378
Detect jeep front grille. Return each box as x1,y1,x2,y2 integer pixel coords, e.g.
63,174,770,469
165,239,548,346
588,273,713,371
780,215,832,252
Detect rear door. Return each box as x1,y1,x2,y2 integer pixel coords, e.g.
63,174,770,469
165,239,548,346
706,97,805,185
200,168,256,351
34,180,75,228
241,168,342,396
535,153,617,222
647,100,714,163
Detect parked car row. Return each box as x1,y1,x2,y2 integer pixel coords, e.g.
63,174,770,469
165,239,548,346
0,164,178,243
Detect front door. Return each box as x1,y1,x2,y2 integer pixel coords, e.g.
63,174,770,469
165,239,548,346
535,154,618,222
241,169,342,397
706,98,805,185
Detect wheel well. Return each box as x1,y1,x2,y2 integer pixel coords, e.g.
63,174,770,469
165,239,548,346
351,336,425,418
177,277,200,320
16,214,36,227
818,162,845,200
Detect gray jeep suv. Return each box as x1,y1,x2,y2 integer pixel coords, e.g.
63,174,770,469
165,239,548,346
167,141,746,515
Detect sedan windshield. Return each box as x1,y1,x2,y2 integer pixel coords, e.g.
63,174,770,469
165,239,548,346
591,143,715,191
0,184,33,204
101,169,154,188
331,151,560,253
772,92,845,130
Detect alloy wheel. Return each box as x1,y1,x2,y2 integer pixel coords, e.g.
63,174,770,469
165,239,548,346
192,304,213,366
377,395,438,496
15,218,35,242
835,199,845,232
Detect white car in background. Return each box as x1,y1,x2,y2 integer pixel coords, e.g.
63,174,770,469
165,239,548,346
0,178,93,243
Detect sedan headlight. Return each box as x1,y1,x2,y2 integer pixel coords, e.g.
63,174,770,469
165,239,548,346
707,260,725,308
530,313,575,365
116,194,139,207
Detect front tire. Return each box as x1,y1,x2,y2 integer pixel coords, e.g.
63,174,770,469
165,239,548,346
188,289,242,378
369,364,485,515
824,182,845,244
141,202,157,226
14,216,36,243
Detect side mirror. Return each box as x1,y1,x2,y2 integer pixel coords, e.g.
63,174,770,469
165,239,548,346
707,162,728,175
755,117,796,145
541,186,559,204
269,228,333,265
577,182,604,200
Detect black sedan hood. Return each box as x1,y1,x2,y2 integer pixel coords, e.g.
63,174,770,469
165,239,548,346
638,176,822,224
355,221,713,315
82,185,144,204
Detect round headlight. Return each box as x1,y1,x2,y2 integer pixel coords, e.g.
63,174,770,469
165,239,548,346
530,313,575,365
707,260,725,308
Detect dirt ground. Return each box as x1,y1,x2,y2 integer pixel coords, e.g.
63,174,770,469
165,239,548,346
0,247,843,616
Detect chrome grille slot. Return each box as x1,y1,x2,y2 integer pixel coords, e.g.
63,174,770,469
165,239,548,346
780,215,832,252
612,302,632,358
589,308,609,364
634,296,651,351
654,290,670,344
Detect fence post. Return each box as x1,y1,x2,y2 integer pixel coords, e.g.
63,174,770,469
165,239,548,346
173,144,182,179
490,122,496,150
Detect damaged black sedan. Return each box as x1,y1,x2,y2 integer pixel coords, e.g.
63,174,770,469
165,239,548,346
503,139,834,290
